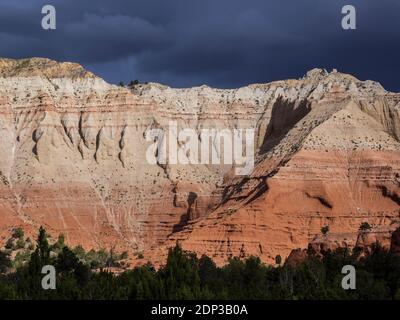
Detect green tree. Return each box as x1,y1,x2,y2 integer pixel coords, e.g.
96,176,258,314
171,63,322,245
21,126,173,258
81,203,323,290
57,247,80,273
18,227,52,298
160,243,201,299
0,251,11,273
52,233,66,252
56,246,90,287
0,276,17,299
36,226,50,265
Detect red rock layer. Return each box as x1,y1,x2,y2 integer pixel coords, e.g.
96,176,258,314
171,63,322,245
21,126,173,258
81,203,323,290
156,150,399,266
0,59,398,267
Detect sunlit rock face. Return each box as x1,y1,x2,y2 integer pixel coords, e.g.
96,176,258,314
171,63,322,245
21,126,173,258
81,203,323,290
0,59,399,266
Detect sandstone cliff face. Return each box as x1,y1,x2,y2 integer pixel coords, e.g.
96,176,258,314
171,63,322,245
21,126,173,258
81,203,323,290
0,59,398,266
143,70,400,266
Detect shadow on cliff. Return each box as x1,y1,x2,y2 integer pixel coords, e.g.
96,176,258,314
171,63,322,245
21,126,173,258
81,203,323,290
259,96,311,155
172,192,198,233
220,97,311,205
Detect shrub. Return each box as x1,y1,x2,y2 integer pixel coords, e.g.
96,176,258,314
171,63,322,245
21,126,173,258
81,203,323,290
321,226,329,235
129,80,140,86
52,233,66,252
12,250,30,269
0,250,11,273
120,251,128,260
359,222,372,231
12,227,24,240
4,238,14,250
16,238,25,249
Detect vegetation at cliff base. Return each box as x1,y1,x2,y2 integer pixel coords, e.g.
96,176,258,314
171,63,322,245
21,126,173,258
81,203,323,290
0,227,400,300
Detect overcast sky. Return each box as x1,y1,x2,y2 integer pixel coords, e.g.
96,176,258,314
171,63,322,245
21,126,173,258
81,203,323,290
0,0,399,91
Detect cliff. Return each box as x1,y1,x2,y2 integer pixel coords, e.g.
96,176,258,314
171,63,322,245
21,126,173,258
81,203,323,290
0,58,398,266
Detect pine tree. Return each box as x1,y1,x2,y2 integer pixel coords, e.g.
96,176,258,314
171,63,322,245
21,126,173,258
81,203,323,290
57,247,79,273
37,226,50,265
0,251,11,273
161,243,201,299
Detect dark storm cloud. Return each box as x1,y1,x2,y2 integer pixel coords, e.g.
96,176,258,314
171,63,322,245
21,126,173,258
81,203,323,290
64,14,169,62
0,0,399,91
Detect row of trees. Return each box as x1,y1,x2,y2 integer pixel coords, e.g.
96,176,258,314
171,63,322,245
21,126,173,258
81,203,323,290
0,227,399,299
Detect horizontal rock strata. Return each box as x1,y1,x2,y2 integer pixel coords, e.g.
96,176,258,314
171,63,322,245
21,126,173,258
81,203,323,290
0,59,398,266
